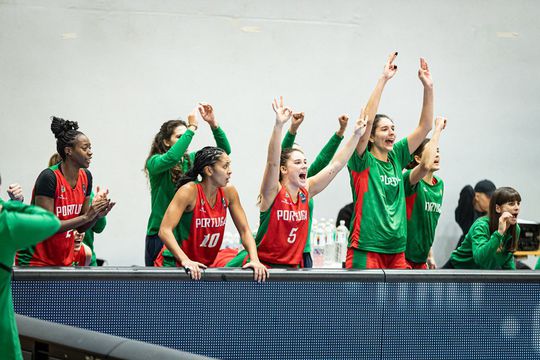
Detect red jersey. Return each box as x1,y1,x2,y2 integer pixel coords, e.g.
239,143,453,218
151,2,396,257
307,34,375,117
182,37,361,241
180,183,228,266
255,186,310,266
17,166,89,266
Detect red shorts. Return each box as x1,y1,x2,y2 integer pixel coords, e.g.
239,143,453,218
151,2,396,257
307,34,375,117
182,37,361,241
406,260,428,269
210,248,240,267
345,248,411,269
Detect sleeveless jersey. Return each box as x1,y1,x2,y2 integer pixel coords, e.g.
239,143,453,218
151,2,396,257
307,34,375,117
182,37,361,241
255,186,310,266
16,165,89,266
162,183,228,266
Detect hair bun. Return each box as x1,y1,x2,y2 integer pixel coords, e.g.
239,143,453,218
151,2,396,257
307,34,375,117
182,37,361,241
50,116,79,138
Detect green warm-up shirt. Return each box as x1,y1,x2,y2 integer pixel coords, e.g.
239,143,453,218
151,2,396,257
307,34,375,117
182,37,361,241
145,127,231,238
403,170,444,263
450,216,519,270
0,199,60,360
281,130,343,253
347,138,412,254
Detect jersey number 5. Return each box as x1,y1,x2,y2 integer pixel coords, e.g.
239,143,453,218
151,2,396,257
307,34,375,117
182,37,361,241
287,228,298,244
201,233,220,248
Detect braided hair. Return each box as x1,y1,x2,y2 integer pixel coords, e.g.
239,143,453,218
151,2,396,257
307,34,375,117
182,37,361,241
176,146,225,189
145,120,191,184
50,116,84,160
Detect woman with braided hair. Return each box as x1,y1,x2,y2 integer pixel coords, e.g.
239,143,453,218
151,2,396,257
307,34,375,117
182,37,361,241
16,116,114,267
155,146,267,281
144,103,232,266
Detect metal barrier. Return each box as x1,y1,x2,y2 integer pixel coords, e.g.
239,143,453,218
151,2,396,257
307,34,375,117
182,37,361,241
12,268,540,360
16,313,215,360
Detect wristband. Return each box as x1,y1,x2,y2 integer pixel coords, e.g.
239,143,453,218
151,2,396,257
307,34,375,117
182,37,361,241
188,124,198,131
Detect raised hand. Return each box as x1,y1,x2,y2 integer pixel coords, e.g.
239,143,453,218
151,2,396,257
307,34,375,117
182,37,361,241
7,183,24,202
418,57,433,88
434,116,447,131
181,258,208,280
498,212,516,235
198,102,217,128
242,260,269,283
290,112,305,134
337,114,349,137
272,96,293,125
383,52,398,80
353,109,368,136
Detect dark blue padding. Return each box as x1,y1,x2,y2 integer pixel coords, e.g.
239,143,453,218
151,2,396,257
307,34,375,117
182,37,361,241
11,269,540,360
12,280,384,360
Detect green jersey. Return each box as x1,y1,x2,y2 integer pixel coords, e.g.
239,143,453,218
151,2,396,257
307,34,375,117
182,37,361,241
0,199,60,360
281,130,343,253
403,171,444,263
347,138,411,254
83,192,107,266
145,127,231,238
450,216,519,269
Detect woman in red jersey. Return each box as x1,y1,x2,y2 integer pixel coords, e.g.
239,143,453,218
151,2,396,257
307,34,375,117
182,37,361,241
228,97,367,268
156,146,268,281
16,116,115,266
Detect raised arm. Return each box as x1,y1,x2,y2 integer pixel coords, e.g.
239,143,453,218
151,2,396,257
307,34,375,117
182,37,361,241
308,115,347,176
199,102,232,154
281,112,304,149
158,183,206,279
408,116,447,185
259,97,293,211
356,52,398,156
407,58,434,153
308,112,368,197
225,186,268,282
146,111,198,175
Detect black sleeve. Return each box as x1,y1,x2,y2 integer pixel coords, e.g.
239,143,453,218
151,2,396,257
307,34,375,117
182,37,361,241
455,185,475,234
337,202,354,229
84,169,92,197
34,169,56,198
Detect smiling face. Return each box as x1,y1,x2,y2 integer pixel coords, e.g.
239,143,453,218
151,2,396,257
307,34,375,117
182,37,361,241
370,117,396,153
280,149,308,188
66,134,92,168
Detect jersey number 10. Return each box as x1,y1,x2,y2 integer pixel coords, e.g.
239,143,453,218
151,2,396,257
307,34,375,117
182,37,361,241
200,233,220,248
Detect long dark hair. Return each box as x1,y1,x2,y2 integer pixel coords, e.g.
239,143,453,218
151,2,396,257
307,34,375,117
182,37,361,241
368,114,393,151
50,116,84,160
176,146,226,189
488,187,522,252
145,120,191,184
405,138,430,169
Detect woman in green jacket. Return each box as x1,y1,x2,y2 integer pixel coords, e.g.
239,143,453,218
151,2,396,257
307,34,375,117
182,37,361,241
144,103,231,266
449,187,521,270
0,175,61,360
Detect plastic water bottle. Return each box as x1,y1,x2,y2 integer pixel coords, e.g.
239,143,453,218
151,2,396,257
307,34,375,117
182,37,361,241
335,220,349,266
311,223,326,267
324,222,337,267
